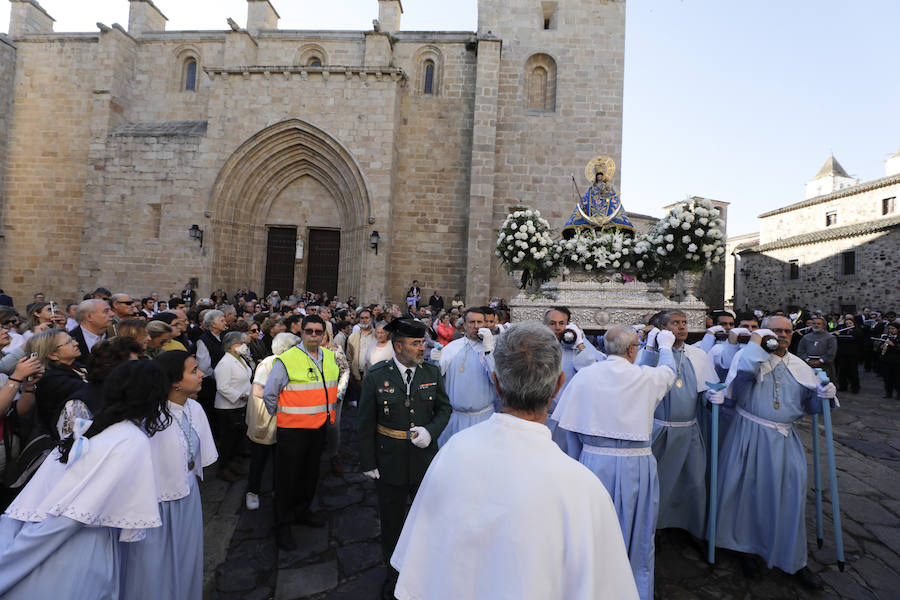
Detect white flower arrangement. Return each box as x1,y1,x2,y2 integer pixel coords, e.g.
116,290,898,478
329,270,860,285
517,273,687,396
646,197,726,273
496,208,557,287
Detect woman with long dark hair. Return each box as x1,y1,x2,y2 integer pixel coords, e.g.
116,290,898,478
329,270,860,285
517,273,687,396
0,360,170,598
120,350,217,599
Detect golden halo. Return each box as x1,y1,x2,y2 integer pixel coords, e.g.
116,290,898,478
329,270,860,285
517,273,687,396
585,155,616,184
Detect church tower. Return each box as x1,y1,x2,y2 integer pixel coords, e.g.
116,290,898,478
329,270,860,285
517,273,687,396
465,0,628,299
805,155,858,199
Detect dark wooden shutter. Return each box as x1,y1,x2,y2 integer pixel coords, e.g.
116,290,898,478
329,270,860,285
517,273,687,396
305,229,341,298
264,227,296,296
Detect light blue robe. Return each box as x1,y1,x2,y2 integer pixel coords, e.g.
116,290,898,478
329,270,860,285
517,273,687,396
120,427,204,600
565,433,658,600
547,341,604,452
439,341,499,447
0,515,122,599
715,343,819,573
640,348,707,538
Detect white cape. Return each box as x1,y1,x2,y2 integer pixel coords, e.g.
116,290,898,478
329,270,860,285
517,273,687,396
552,356,675,441
391,413,639,600
152,399,218,502
6,420,161,541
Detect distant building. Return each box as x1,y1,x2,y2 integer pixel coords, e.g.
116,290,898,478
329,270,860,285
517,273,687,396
728,152,900,314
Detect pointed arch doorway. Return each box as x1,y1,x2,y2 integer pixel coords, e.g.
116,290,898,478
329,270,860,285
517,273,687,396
208,120,371,299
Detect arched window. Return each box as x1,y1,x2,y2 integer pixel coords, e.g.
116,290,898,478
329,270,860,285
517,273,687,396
414,46,443,97
296,45,328,67
523,53,557,112
424,61,435,94
184,59,198,92
308,56,322,67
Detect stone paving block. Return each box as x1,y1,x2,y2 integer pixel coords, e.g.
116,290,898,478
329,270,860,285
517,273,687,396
334,506,380,544
820,568,878,600
205,515,239,574
851,557,900,596
324,566,386,600
278,526,330,568
225,538,277,572
321,486,365,511
336,542,383,576
870,526,900,556
217,565,258,593
840,494,900,526
276,561,339,600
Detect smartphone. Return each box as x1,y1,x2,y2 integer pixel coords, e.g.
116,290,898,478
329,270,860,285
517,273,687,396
50,301,58,315
27,352,38,382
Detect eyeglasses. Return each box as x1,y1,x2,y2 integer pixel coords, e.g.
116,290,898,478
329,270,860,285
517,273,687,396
1,319,18,326
303,328,324,335
249,328,259,334
55,338,78,349
115,299,134,305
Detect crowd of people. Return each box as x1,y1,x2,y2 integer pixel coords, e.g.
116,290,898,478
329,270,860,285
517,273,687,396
0,280,896,598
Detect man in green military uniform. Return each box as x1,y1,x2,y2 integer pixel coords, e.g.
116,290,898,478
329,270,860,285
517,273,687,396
358,318,452,599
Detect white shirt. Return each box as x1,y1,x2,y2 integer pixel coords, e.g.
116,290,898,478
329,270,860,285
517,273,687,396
392,413,639,600
82,327,106,352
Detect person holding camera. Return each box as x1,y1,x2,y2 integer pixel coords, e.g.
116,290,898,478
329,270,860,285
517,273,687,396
716,315,834,589
542,307,604,451
797,316,837,382
437,307,499,446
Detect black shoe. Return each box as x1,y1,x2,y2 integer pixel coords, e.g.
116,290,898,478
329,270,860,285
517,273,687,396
740,555,762,580
794,566,824,590
276,528,297,552
296,510,326,528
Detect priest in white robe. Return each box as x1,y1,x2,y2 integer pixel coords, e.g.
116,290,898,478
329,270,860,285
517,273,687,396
437,307,500,446
392,321,638,600
553,325,678,600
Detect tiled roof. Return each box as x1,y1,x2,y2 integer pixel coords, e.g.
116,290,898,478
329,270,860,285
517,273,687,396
758,173,900,218
742,215,900,253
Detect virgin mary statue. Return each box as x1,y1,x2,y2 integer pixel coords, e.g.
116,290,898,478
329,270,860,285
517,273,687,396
562,156,634,238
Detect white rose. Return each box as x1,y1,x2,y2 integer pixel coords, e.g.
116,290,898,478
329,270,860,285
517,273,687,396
510,223,518,230
517,251,525,258
716,246,725,254
514,211,523,218
584,263,593,271
665,234,674,242
685,214,695,223
657,247,666,256
571,254,578,261
681,222,691,230
512,256,521,263
525,210,534,217
669,218,679,228
613,260,620,268
682,235,691,244
699,217,708,225
495,250,501,256
688,243,698,252
695,228,704,237
666,243,674,251
535,210,541,217
528,225,536,234
562,267,570,275
636,260,644,268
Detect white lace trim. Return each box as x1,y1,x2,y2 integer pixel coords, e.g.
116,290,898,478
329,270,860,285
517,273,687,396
582,445,652,457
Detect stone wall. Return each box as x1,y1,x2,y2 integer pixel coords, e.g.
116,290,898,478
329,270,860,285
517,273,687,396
0,35,99,302
759,177,900,244
0,35,16,264
736,229,900,314
479,0,627,302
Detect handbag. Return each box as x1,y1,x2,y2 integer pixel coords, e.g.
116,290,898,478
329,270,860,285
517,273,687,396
245,392,276,445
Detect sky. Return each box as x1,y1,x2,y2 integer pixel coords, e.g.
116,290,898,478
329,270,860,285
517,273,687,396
2,0,898,236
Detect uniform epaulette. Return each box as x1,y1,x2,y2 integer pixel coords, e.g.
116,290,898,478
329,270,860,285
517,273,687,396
369,359,393,371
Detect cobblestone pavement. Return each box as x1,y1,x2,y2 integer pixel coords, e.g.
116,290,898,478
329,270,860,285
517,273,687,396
201,366,899,600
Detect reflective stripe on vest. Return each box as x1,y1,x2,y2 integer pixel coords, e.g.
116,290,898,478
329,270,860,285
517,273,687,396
276,346,339,429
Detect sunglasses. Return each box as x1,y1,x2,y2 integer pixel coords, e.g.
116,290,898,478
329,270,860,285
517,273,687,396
303,328,324,335
1,319,18,326
115,300,135,305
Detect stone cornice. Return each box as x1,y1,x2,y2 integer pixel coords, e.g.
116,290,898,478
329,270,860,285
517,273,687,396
759,173,900,218
203,65,406,82
11,33,99,43
0,34,16,49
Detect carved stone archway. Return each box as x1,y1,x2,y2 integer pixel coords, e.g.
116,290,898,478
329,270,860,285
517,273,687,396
208,119,371,298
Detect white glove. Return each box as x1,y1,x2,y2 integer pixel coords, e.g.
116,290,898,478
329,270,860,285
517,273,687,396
731,327,750,337
656,329,676,350
706,389,725,405
646,327,660,348
477,328,495,353
707,325,725,335
817,382,837,399
754,328,776,339
429,347,442,362
363,469,380,480
409,426,432,448
564,323,584,347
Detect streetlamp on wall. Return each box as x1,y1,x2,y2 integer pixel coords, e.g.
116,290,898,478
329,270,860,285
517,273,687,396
369,230,381,255
189,224,204,248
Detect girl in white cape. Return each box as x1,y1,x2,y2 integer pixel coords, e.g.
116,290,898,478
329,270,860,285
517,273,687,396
120,350,217,599
0,360,170,599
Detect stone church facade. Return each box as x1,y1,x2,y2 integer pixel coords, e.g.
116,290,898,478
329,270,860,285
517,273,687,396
0,0,627,305
727,152,900,314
